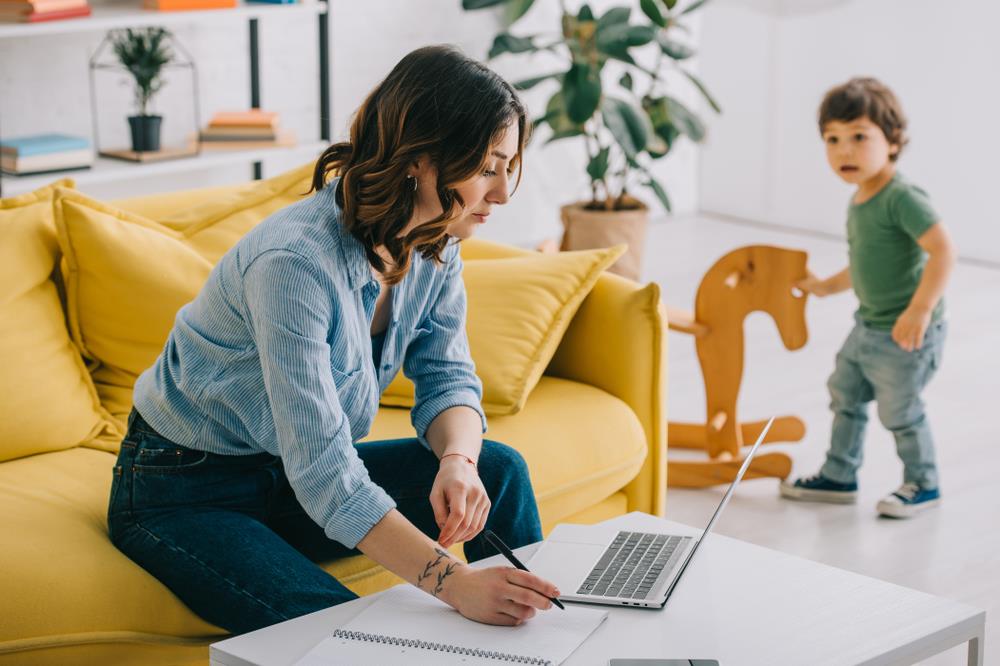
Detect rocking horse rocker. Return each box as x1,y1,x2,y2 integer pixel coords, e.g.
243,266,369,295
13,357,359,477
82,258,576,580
666,245,810,488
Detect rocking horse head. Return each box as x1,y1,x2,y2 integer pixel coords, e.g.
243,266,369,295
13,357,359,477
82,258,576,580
695,245,809,350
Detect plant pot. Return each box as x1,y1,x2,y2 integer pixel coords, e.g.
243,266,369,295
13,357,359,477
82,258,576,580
128,115,163,153
560,200,649,281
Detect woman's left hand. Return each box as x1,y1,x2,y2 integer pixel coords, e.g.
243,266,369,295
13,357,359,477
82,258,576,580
430,456,491,548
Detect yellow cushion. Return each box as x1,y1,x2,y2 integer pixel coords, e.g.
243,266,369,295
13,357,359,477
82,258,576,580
113,162,314,264
0,447,446,661
54,165,314,433
0,181,119,463
370,376,646,525
381,246,624,415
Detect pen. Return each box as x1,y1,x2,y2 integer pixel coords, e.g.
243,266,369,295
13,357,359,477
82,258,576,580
482,529,565,610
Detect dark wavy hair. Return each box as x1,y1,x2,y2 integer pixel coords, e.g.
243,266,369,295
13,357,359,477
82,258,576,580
818,77,909,161
312,45,529,285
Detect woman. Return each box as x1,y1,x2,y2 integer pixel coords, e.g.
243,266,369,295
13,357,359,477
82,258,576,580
107,45,558,634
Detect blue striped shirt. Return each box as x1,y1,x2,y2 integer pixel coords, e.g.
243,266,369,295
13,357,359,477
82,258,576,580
132,180,486,548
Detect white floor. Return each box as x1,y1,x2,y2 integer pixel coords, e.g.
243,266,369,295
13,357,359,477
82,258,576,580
643,213,998,665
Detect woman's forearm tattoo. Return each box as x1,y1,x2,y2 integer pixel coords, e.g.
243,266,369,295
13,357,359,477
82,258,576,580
417,547,460,596
434,562,459,596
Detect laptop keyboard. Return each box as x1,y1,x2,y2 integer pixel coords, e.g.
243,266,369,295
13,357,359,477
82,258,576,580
575,531,687,600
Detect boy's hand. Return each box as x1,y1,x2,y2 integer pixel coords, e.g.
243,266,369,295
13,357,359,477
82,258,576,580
796,271,829,297
892,306,932,352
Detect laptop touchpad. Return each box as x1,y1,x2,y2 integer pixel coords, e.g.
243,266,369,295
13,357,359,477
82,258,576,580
527,540,607,591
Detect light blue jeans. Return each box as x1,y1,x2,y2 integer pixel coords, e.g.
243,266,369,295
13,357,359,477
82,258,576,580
819,315,946,489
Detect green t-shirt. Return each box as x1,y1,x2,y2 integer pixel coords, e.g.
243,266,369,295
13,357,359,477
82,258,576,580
847,173,943,329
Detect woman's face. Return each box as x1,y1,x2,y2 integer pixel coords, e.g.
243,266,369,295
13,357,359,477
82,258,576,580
408,124,519,240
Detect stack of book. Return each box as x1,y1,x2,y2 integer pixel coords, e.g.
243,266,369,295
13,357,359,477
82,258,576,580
0,134,93,175
199,110,294,150
0,0,90,23
143,0,235,11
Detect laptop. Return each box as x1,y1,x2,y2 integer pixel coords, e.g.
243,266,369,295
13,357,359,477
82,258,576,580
528,417,774,609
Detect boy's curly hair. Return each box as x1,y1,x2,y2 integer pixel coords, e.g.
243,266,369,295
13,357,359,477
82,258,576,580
818,77,908,161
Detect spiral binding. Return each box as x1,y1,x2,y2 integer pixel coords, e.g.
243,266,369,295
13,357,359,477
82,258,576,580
332,629,552,665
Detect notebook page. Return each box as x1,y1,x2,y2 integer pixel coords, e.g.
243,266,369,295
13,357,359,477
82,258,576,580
295,584,608,665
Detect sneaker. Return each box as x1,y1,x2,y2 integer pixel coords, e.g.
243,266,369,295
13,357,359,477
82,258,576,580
876,483,940,518
779,474,858,504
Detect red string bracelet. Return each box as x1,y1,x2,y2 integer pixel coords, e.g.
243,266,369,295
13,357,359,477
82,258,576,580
439,453,478,469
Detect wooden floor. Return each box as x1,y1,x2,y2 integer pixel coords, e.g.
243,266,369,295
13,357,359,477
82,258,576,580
644,213,998,665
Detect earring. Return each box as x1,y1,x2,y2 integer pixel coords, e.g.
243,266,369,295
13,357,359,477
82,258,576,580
407,175,418,192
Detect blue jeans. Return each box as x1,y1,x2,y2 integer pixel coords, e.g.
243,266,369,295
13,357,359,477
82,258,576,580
820,316,946,489
107,410,543,635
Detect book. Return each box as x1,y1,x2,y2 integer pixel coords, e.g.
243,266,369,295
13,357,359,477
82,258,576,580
0,3,88,20
206,109,279,128
1,147,93,174
0,133,90,157
142,0,235,11
294,584,608,666
197,130,295,151
199,125,278,139
0,0,89,13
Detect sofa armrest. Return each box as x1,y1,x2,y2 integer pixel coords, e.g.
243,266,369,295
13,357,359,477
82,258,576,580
546,273,667,517
461,238,667,516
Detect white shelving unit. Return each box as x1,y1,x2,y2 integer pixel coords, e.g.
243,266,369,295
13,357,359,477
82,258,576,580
0,1,331,197
2,142,328,196
0,1,327,39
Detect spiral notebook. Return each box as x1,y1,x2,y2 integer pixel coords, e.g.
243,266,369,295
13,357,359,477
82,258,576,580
294,584,608,665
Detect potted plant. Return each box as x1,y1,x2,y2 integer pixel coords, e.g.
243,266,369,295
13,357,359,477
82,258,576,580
463,0,720,280
110,27,173,153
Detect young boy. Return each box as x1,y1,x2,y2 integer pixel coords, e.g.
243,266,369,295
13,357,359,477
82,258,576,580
780,77,956,518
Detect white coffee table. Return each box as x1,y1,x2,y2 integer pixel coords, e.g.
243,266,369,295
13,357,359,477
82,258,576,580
210,512,985,666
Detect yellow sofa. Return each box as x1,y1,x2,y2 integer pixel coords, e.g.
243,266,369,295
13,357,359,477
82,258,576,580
0,173,667,665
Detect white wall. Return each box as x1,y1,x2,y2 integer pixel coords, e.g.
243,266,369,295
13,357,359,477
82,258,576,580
699,0,1000,264
1,0,704,247
331,0,704,245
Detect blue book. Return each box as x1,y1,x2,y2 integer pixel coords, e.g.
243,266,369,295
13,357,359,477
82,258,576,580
0,134,91,157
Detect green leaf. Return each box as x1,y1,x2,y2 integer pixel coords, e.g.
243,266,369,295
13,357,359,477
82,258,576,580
645,126,670,156
598,23,656,50
602,47,637,66
597,6,631,29
586,146,611,181
680,0,710,15
619,72,634,91
645,174,672,211
513,72,562,90
681,69,722,113
544,91,584,135
662,0,678,9
563,62,603,123
596,23,655,68
533,109,560,126
642,95,681,153
488,33,536,59
640,0,666,26
657,34,695,59
504,0,535,23
602,97,648,158
665,96,706,141
462,0,508,8
578,3,595,21
546,128,586,144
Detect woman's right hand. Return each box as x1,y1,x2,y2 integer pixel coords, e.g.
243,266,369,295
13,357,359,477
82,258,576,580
439,565,560,626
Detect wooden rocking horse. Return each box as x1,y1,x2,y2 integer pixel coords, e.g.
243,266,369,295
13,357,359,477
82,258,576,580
666,245,810,488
